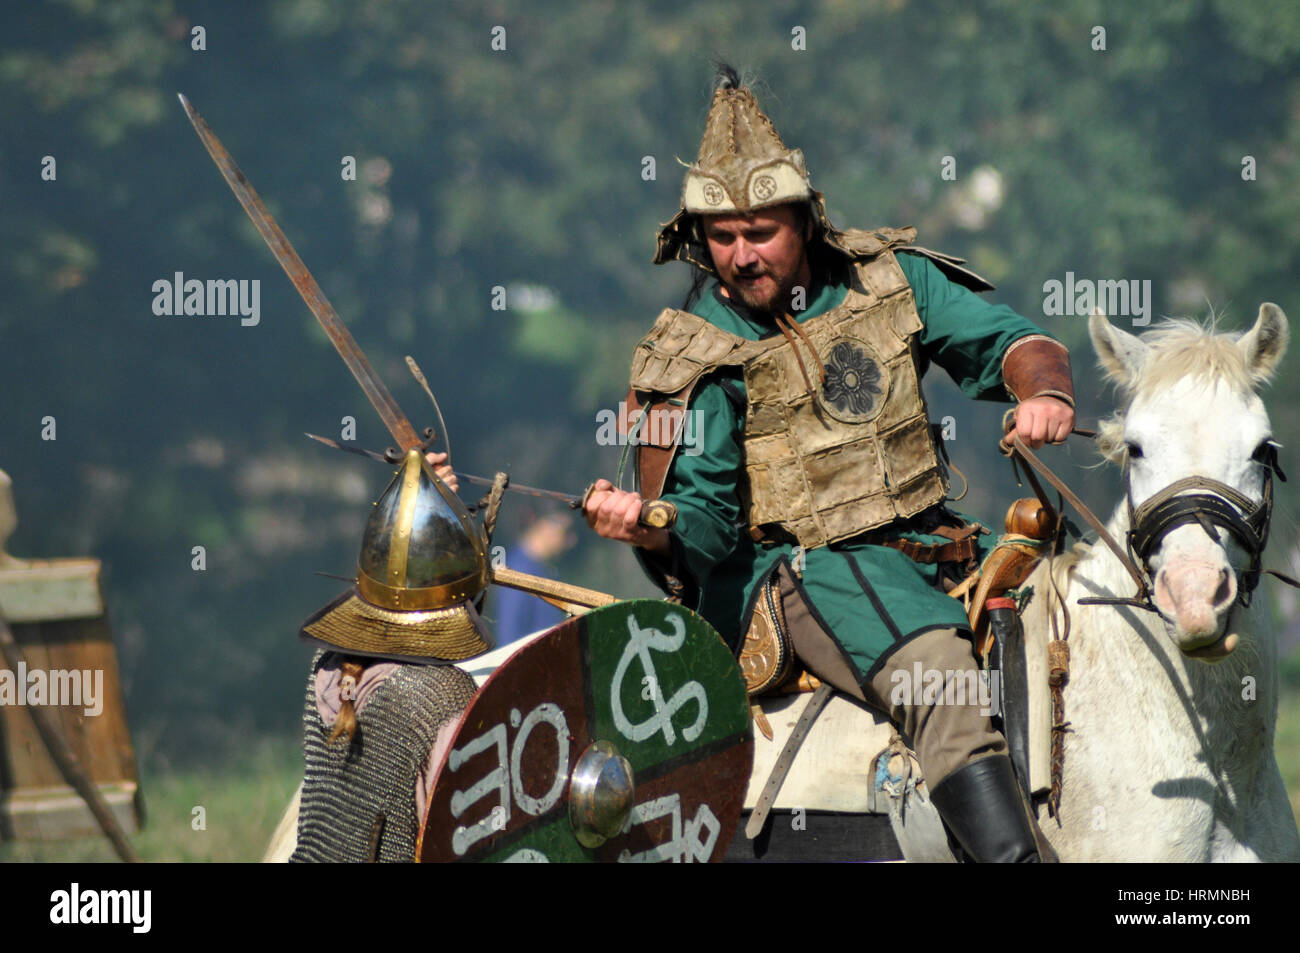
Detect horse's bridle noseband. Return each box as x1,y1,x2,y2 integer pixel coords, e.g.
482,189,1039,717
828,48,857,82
1009,433,1293,614
1005,432,1293,823
1124,442,1285,609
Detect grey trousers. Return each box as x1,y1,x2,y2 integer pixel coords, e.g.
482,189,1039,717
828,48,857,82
774,563,1005,788
862,628,1007,787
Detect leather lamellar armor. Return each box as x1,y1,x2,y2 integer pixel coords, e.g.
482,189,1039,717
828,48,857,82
626,250,948,550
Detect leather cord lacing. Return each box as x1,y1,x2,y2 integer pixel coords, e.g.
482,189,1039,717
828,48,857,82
775,311,827,395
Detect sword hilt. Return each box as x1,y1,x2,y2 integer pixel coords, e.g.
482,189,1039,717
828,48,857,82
578,484,678,531
639,499,679,530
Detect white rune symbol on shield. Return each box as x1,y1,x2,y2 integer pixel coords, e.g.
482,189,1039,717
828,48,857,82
611,612,708,746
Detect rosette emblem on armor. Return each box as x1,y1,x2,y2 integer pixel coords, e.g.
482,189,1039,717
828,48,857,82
300,449,494,663
818,337,889,424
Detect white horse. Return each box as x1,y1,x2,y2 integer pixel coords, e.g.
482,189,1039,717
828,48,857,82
1018,304,1300,861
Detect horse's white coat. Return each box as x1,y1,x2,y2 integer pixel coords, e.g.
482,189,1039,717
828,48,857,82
1020,306,1300,862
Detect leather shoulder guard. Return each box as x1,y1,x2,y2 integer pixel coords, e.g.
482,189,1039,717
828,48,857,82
629,308,758,394
825,225,995,293
900,246,996,293
621,310,758,506
827,225,917,257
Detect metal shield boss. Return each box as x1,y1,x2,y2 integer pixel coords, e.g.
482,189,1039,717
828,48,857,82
418,600,753,862
299,449,493,662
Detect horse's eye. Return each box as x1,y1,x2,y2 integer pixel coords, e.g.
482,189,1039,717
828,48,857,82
1126,442,1144,459
1251,440,1274,463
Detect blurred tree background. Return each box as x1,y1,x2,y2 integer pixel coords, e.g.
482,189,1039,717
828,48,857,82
3,0,1300,783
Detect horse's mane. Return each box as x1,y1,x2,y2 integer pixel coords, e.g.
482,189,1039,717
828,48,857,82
1094,316,1257,466
1125,316,1257,399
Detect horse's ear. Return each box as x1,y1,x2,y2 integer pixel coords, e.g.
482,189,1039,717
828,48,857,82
1238,302,1289,384
1089,310,1148,389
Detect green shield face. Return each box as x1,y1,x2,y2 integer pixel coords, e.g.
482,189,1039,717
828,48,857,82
419,600,753,862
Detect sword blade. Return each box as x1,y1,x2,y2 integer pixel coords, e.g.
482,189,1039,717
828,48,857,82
303,433,581,505
458,474,675,528
457,473,582,506
178,93,421,451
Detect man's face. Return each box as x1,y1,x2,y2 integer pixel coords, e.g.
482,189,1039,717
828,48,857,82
702,205,812,315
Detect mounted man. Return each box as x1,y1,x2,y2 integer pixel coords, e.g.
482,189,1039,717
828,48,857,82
584,66,1075,862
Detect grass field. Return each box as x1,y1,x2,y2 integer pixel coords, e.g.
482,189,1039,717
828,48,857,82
0,736,301,863
3,692,1299,863
1277,690,1300,830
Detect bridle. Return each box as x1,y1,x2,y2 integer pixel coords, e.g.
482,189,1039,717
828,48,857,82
1004,430,1296,822
1123,443,1284,610
1007,433,1294,615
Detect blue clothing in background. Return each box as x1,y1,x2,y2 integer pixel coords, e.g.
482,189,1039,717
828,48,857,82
492,547,566,645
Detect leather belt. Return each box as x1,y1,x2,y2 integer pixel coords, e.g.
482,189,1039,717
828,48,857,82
878,536,979,565
749,519,983,565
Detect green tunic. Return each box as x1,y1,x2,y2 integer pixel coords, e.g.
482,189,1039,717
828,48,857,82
636,251,1057,684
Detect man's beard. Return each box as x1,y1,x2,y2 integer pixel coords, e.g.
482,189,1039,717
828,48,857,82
728,255,808,315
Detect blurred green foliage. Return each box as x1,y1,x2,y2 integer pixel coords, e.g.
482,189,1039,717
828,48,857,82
2,0,1300,769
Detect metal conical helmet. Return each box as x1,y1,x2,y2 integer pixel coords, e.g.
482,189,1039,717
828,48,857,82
300,450,493,662
356,449,488,610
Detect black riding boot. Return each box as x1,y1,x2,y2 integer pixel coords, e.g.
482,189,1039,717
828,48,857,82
929,755,1050,863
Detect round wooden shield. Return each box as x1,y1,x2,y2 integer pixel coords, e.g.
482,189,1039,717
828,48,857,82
418,600,753,862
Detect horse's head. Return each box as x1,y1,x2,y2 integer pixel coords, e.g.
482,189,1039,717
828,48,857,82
1089,303,1289,661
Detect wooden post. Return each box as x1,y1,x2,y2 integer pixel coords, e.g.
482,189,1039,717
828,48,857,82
0,469,143,859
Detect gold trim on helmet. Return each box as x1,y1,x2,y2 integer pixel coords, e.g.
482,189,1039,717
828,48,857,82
356,567,488,611
356,448,489,611
385,448,425,588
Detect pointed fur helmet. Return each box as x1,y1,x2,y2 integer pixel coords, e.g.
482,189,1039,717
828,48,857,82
654,65,999,292
654,64,837,274
300,449,494,663
682,65,812,216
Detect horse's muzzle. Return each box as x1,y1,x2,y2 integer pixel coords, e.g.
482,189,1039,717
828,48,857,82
1153,559,1239,658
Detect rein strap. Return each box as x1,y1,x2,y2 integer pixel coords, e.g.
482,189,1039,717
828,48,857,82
1008,434,1151,602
